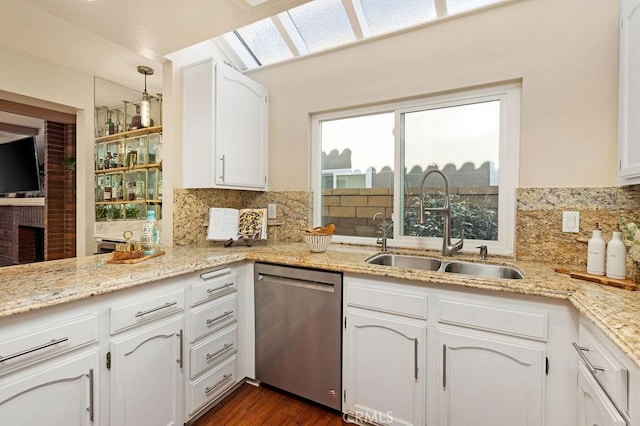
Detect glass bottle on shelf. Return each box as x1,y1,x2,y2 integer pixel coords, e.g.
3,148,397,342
96,176,104,202
136,173,145,200
137,137,147,165
117,179,124,200
157,173,163,200
128,181,136,201
117,143,125,168
105,114,115,136
104,176,112,201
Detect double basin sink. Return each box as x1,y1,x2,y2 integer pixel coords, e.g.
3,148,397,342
366,253,524,280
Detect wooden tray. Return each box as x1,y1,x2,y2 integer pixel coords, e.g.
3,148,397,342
107,251,165,264
555,267,637,291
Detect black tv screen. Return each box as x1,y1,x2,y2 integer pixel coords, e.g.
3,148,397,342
0,136,41,194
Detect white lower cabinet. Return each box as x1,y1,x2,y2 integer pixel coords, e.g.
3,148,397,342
109,316,183,426
577,363,627,426
437,328,545,426
344,308,426,426
0,349,98,426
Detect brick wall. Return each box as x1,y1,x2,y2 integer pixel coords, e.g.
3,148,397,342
44,121,76,261
0,206,44,266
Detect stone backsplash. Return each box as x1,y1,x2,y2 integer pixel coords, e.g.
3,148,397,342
173,189,312,247
515,186,640,266
173,186,640,270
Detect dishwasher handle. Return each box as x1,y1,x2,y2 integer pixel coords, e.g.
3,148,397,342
257,273,335,292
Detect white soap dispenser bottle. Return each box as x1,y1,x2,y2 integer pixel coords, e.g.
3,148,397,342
587,224,606,276
606,228,627,279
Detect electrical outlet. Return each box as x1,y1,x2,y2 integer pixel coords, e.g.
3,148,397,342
562,211,580,233
268,203,277,219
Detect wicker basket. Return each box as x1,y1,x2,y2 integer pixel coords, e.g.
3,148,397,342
302,234,332,253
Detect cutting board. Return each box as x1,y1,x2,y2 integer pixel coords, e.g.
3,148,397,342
107,251,165,264
554,267,637,291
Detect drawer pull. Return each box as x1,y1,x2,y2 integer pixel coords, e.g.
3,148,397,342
572,342,605,374
207,283,235,294
206,343,235,361
205,373,232,394
206,311,234,326
0,337,69,363
200,269,231,281
135,301,178,318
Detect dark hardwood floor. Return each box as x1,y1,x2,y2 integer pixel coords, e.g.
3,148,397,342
193,382,349,426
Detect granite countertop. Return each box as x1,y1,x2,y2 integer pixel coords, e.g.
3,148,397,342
0,242,639,370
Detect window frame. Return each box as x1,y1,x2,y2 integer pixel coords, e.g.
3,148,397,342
311,82,521,255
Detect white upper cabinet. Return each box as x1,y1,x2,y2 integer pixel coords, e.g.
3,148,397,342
618,0,640,185
183,59,268,190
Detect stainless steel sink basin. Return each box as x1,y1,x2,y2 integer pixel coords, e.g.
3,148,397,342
444,261,524,279
366,253,524,279
366,253,442,272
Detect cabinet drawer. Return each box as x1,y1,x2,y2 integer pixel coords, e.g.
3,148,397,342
438,299,547,341
347,284,428,319
190,268,237,306
188,355,237,416
0,314,98,374
110,288,185,334
190,293,238,342
578,323,628,411
190,324,238,379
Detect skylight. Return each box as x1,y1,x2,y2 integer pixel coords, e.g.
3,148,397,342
217,0,510,71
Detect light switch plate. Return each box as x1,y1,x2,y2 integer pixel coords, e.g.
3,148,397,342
562,211,580,233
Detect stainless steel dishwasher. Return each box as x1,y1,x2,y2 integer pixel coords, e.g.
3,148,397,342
254,262,342,411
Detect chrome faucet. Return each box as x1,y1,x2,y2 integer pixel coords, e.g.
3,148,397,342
419,169,464,256
373,212,392,251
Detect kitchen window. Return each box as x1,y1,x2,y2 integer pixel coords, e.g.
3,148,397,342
311,83,520,254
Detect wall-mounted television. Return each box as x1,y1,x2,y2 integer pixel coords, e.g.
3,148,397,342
0,136,42,194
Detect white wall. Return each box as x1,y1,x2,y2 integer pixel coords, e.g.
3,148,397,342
245,0,619,190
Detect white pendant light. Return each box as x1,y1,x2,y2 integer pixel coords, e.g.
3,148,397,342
137,65,154,128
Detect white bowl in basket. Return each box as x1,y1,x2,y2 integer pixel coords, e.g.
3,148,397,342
302,234,332,253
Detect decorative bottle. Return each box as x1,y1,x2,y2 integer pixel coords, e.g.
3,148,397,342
135,173,145,200
606,230,627,279
587,225,606,276
141,210,159,255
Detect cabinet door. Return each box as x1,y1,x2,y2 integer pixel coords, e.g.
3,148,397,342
0,350,98,426
618,0,640,184
183,59,216,188
216,64,268,190
577,363,627,426
344,309,425,426
110,316,183,426
438,329,545,426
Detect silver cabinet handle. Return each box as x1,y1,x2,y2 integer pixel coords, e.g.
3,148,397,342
414,338,418,381
0,337,69,363
219,155,225,181
199,269,231,281
206,310,234,326
205,373,232,394
135,301,177,318
87,368,95,422
207,282,234,294
206,343,234,361
572,342,605,374
443,344,447,389
177,330,184,369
